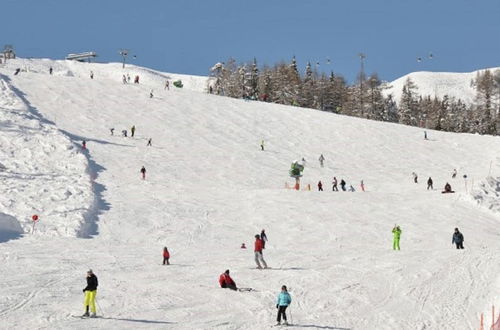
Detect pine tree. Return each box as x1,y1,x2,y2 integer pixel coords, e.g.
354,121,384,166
398,78,419,126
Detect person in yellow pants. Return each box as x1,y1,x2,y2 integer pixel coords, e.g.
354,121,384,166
82,269,98,317
392,225,401,250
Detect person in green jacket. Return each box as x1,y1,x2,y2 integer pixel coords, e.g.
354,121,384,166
392,225,401,250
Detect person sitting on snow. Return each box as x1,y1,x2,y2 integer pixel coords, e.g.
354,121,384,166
442,182,454,193
219,270,237,290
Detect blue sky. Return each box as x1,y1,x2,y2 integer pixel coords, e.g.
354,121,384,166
2,0,499,82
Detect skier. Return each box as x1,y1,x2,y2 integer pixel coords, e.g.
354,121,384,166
162,246,170,265
442,182,454,193
254,234,268,269
134,75,139,84
149,90,154,98
122,129,127,137
276,285,292,326
261,229,268,249
452,228,464,249
219,270,237,291
127,74,131,83
412,172,418,183
340,179,346,191
140,166,146,180
348,185,355,192
90,71,94,79
49,67,53,75
260,140,265,151
360,180,365,192
424,131,428,140
319,154,325,167
82,269,98,317
14,68,20,75
82,140,87,150
147,138,152,147
452,169,457,179
131,125,136,138
392,225,401,250
110,128,115,136
427,177,433,190
164,80,170,90
318,180,323,191
332,177,338,191
122,74,127,84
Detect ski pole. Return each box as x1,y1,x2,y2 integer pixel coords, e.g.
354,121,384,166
96,297,104,317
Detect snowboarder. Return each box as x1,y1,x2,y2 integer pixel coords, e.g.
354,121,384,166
82,140,87,150
90,71,94,79
452,169,457,179
392,225,401,250
261,229,268,249
219,270,237,291
318,180,323,191
340,179,347,191
254,234,268,269
140,166,146,180
360,180,365,192
49,67,53,75
122,129,127,137
110,128,115,136
427,177,433,190
332,177,338,191
162,247,170,265
82,269,98,318
164,80,170,90
134,75,139,84
260,140,264,151
348,185,355,192
149,90,154,98
130,125,136,137
319,154,325,167
276,285,292,326
452,228,464,249
412,172,418,183
442,182,454,193
147,138,152,147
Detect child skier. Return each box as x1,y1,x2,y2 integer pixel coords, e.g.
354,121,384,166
318,181,323,191
162,247,170,265
318,154,325,167
140,166,146,180
392,225,401,250
276,285,292,326
427,177,433,190
254,234,268,269
82,269,98,317
219,270,237,291
261,229,268,248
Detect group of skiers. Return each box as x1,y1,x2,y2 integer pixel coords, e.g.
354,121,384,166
318,177,364,192
412,169,458,193
392,226,465,250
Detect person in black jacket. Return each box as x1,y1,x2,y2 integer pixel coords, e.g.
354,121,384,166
452,228,464,249
427,177,433,190
82,269,98,317
340,179,347,191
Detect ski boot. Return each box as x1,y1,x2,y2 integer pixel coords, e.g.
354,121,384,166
90,312,97,318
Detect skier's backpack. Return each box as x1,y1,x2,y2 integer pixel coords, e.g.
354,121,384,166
173,80,183,88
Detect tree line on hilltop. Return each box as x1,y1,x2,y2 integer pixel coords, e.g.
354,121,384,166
208,57,500,135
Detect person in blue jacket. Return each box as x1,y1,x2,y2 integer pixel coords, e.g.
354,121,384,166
276,285,292,326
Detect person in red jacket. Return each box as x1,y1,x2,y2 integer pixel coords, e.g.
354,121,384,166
254,234,268,269
219,270,237,290
162,247,170,265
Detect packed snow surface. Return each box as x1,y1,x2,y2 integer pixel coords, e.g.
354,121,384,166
0,58,499,329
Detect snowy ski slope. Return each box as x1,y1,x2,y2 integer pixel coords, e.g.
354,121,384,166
0,58,499,329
